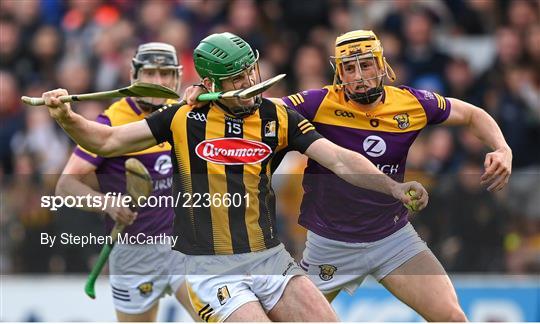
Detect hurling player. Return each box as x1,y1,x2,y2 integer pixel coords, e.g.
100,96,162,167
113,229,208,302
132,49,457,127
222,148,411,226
56,42,197,321
277,30,511,321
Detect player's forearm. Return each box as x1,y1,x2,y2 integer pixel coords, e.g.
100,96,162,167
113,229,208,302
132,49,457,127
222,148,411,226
469,107,511,153
56,111,114,156
449,98,511,153
56,174,107,213
334,148,398,195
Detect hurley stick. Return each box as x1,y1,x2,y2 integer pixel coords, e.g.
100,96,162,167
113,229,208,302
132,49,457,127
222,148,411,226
21,82,179,106
84,158,153,299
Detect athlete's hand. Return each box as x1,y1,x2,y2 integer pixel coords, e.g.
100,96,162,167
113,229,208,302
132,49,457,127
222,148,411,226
42,88,73,122
481,147,512,192
391,181,429,212
105,204,137,226
182,84,207,108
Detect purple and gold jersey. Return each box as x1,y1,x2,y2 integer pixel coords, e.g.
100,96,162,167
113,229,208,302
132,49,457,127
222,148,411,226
282,85,451,242
74,97,175,237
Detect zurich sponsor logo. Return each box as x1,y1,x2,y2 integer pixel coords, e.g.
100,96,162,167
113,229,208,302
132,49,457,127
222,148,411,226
187,111,207,122
377,163,399,175
154,154,172,175
363,135,386,157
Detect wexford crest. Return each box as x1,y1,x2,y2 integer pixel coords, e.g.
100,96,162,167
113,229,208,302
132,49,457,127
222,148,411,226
393,113,410,130
319,264,337,281
137,282,153,297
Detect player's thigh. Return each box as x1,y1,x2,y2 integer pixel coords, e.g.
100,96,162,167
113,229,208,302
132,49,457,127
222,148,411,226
301,231,368,296
186,275,261,322
115,302,159,322
268,275,338,322
109,245,174,317
380,250,467,322
225,301,271,322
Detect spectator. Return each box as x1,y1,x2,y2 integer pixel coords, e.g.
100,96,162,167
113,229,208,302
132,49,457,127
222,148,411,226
402,7,451,92
0,71,25,175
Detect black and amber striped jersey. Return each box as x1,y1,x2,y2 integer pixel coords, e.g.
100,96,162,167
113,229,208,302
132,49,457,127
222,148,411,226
145,99,322,255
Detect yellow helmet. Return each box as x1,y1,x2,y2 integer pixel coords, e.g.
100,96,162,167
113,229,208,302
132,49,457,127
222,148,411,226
331,30,396,103
333,30,395,79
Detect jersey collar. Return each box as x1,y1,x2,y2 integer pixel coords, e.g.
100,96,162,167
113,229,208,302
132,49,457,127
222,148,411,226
126,97,142,115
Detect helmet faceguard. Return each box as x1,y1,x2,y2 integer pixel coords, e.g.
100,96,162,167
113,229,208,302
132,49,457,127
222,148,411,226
216,60,263,118
331,30,396,105
131,42,182,110
194,32,262,118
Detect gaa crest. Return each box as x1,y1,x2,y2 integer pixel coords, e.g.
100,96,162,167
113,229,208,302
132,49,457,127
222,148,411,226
318,264,337,281
393,113,410,130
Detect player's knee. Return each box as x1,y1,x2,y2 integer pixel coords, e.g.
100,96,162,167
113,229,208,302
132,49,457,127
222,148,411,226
299,281,338,321
320,307,339,322
302,300,338,322
282,276,338,321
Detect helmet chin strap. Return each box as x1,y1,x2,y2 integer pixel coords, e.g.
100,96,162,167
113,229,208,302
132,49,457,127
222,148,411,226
135,98,165,112
215,96,263,118
345,78,384,105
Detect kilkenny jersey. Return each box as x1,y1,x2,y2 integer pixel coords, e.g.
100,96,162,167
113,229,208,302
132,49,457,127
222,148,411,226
145,99,322,255
282,85,451,243
74,97,175,237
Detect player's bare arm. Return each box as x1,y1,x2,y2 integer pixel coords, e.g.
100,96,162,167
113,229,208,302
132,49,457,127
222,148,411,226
444,98,512,192
43,88,157,157
56,154,136,226
305,138,428,210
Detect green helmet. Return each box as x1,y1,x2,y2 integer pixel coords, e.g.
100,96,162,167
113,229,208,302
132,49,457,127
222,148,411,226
194,32,258,90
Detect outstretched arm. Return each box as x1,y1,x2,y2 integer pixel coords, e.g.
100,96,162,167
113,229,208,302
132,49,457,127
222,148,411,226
43,89,157,157
304,138,429,210
444,98,512,191
56,154,137,225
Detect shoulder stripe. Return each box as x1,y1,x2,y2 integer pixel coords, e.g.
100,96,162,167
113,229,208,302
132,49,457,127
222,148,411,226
434,93,446,110
298,119,310,128
301,125,316,134
288,95,299,106
299,121,314,131
441,94,447,110
292,93,304,104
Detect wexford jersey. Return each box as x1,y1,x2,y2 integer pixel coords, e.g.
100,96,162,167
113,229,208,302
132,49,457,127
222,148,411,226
74,97,175,237
145,99,322,255
282,85,451,243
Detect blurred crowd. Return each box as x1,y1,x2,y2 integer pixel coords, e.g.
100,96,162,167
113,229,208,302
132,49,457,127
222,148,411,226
1,0,539,274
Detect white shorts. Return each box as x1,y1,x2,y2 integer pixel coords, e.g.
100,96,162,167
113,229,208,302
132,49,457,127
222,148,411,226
109,243,187,314
300,222,429,295
185,244,303,322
